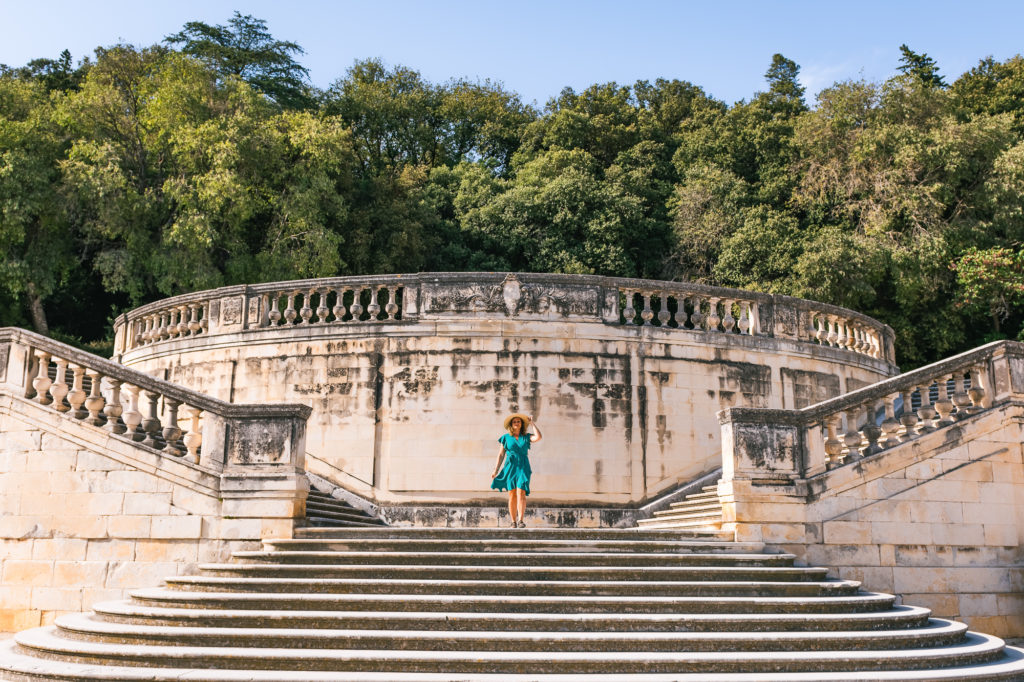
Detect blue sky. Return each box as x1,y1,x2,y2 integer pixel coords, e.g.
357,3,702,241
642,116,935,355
2,0,1022,107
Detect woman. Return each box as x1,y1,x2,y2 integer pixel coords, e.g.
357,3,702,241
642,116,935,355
490,413,542,528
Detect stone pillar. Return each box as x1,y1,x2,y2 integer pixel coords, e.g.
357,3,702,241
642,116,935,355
718,407,810,543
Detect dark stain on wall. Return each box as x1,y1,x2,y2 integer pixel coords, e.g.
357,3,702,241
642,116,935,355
782,368,841,409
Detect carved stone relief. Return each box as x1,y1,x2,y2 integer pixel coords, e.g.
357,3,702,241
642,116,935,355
422,273,600,318
221,297,243,326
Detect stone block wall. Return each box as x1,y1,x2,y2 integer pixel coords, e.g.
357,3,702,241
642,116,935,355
125,322,891,506
0,397,296,632
721,404,1024,637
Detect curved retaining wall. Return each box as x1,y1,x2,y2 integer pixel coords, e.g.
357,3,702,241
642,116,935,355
114,273,898,505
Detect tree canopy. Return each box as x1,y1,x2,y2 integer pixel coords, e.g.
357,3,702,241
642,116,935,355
2,22,1024,367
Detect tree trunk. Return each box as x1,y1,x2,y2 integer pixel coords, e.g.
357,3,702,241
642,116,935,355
25,281,49,335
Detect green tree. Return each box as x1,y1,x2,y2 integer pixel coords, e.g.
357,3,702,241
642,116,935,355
897,44,946,88
0,78,73,333
165,12,313,109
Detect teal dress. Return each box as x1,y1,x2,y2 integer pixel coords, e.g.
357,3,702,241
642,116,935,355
491,433,532,495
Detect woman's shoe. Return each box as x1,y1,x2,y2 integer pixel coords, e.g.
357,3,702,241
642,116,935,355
517,521,526,528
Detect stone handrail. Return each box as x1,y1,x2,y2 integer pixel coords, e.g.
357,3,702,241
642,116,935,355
0,327,311,472
112,272,896,365
719,339,1024,483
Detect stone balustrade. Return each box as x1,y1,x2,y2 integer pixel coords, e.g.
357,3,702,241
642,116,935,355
0,328,310,473
113,273,895,364
618,285,761,335
719,340,1023,483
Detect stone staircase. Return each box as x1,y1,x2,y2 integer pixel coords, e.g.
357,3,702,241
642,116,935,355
302,488,386,528
637,483,723,531
2,527,1024,680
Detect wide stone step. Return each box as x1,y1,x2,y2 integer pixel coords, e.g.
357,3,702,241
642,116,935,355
653,506,722,520
9,626,1011,674
53,612,968,652
186,564,831,583
89,600,936,632
167,576,860,598
228,550,797,567
5,639,1024,682
289,527,734,541
265,538,751,554
126,588,898,614
662,501,722,514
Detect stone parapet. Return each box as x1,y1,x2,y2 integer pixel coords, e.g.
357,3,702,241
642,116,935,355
113,272,897,365
717,339,1024,638
112,273,897,506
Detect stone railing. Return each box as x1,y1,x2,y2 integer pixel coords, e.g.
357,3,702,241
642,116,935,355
113,273,895,365
719,340,1024,483
0,327,310,472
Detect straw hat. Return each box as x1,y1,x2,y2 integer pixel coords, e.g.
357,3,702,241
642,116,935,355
503,413,531,431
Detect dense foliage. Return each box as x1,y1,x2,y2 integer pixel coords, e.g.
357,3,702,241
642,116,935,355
2,16,1024,366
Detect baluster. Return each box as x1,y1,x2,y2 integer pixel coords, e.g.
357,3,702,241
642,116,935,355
104,378,126,434
299,289,314,324
656,294,671,327
722,300,736,333
824,415,843,469
706,298,721,331
32,352,53,405
199,303,209,332
367,287,382,320
853,326,866,353
385,286,400,319
49,359,70,412
268,294,282,325
333,287,349,322
846,324,859,351
350,288,365,321
966,366,986,414
182,407,203,464
137,317,148,344
842,407,864,461
869,332,880,358
899,389,918,442
166,308,180,338
161,398,183,456
122,385,144,442
141,391,165,449
688,297,704,329
68,366,88,419
951,372,972,419
177,305,190,336
84,371,106,426
315,288,329,323
826,316,839,346
862,401,883,455
188,304,201,334
835,320,848,349
640,292,654,325
283,291,298,324
934,375,955,427
916,382,937,432
622,290,636,324
159,312,171,340
814,315,828,344
880,395,900,449
737,302,751,335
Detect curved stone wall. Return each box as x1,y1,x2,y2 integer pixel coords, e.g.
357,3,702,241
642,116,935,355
114,273,898,505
